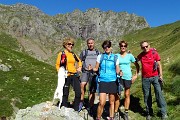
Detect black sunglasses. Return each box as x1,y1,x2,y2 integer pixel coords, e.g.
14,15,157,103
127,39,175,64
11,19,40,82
67,43,74,46
141,45,148,49
120,45,127,48
103,45,111,49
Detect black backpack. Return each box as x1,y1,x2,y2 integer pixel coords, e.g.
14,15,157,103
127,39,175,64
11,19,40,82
81,49,100,61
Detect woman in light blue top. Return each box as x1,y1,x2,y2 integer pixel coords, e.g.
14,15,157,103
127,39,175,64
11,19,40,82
115,40,139,119
93,40,121,120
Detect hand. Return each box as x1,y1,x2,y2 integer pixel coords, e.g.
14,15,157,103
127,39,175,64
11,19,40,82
88,64,93,70
76,67,82,73
131,75,137,84
159,75,163,81
119,70,123,76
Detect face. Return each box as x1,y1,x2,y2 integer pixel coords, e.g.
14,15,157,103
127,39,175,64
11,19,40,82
103,45,111,54
65,42,74,51
119,43,127,52
87,40,95,50
141,42,150,52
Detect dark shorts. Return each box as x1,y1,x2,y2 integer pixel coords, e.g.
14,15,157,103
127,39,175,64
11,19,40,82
121,79,132,89
99,81,117,93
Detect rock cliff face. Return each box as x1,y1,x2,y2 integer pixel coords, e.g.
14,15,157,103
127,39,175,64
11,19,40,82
0,3,149,62
53,8,149,40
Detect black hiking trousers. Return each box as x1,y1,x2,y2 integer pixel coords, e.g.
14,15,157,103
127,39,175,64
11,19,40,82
62,74,81,111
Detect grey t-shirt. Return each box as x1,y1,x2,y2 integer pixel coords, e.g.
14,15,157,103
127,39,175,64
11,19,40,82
80,49,99,70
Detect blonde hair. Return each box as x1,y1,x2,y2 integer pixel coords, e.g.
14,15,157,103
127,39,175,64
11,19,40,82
63,37,75,48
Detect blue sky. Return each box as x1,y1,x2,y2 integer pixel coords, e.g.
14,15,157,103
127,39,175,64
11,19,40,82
1,0,180,27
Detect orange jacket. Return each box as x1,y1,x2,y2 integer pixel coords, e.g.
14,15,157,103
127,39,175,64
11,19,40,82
56,50,82,75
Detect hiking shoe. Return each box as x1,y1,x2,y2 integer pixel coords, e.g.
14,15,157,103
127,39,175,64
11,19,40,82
107,117,114,120
123,112,129,120
162,114,168,120
78,102,83,112
146,115,151,120
114,112,120,120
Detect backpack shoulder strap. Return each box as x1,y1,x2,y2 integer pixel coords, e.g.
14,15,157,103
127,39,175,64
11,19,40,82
71,52,79,62
82,49,88,61
114,54,118,66
99,53,104,65
95,49,100,55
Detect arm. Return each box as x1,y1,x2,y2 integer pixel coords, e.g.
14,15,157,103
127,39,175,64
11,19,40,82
76,55,82,72
132,61,140,83
55,52,62,72
157,61,163,80
93,61,100,72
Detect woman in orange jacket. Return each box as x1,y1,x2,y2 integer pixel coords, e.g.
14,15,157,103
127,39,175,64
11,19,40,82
56,37,82,111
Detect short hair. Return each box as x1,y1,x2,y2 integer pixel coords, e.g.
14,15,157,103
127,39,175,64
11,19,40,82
140,40,149,46
86,37,95,44
63,37,75,48
102,40,111,48
119,40,128,47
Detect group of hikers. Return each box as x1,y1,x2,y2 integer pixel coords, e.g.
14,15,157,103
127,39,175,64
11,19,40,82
55,37,168,120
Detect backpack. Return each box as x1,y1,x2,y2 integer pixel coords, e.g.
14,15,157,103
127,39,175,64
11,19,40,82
60,51,79,69
82,49,100,61
99,53,118,67
151,48,159,71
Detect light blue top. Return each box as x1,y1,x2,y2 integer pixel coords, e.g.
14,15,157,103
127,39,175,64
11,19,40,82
116,53,136,80
97,53,119,82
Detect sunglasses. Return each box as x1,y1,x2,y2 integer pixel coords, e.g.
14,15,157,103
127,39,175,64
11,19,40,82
67,43,74,46
103,45,111,49
120,45,127,48
141,45,148,49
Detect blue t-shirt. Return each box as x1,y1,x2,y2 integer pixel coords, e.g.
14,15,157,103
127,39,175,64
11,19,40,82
116,53,136,80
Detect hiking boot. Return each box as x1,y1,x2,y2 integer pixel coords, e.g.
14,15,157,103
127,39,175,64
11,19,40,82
123,112,129,120
162,114,168,120
78,102,83,112
114,112,120,120
106,117,114,120
146,115,151,120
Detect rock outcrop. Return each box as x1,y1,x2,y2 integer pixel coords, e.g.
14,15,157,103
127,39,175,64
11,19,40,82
0,3,149,63
15,101,85,120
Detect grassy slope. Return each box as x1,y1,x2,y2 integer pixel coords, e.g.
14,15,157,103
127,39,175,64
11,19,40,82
0,33,57,116
121,21,180,119
0,21,180,119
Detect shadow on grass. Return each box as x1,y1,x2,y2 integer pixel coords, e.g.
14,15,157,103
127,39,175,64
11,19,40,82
167,97,180,106
168,62,180,75
83,95,146,119
128,95,146,116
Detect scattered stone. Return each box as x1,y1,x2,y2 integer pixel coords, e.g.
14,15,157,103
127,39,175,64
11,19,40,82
22,76,30,81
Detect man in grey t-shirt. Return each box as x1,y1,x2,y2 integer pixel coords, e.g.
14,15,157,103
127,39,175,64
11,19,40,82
78,38,100,113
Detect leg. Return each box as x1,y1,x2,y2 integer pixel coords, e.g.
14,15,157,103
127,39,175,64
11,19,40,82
62,77,71,107
97,93,107,118
89,92,95,107
123,80,132,112
142,78,152,115
72,75,81,111
80,82,87,101
80,72,88,101
114,94,120,113
109,93,116,118
124,88,130,111
152,76,167,116
88,75,97,107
